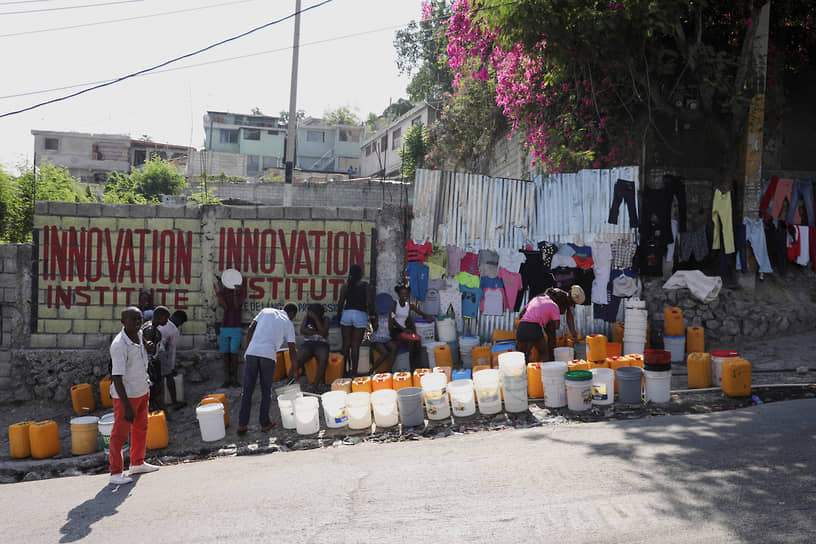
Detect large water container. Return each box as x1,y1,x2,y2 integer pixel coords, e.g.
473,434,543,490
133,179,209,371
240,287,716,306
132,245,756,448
277,391,302,429
8,421,34,459
201,393,229,428
711,350,740,387
436,315,457,342
70,416,99,455
458,336,480,368
473,369,502,415
686,326,705,353
30,421,60,459
540,362,568,408
146,411,168,450
346,392,372,430
421,372,450,420
397,387,424,427
99,377,113,408
196,403,226,441
371,389,399,428
687,352,712,389
294,397,320,435
663,307,685,336
70,383,95,415
722,358,751,397
414,318,436,344
447,379,476,417
321,390,348,428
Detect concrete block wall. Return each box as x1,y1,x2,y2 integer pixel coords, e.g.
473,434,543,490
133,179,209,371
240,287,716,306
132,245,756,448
0,243,32,389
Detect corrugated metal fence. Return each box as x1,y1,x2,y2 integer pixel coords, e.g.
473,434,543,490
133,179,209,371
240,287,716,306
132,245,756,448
412,167,640,339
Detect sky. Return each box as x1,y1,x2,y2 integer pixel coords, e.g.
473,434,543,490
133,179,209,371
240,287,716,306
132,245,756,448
0,0,425,172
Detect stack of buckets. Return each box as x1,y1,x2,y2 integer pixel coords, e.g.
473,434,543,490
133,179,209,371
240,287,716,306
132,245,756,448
663,307,686,363
623,301,648,355
643,350,672,403
458,335,480,369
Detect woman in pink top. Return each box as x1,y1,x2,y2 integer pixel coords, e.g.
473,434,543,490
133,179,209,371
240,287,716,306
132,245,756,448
516,289,571,362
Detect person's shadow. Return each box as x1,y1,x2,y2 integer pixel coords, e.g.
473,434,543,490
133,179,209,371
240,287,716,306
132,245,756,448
59,479,136,542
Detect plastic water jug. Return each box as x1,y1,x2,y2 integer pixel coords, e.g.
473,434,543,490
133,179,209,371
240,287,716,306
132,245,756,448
9,421,34,459
146,411,168,450
722,358,751,397
436,316,457,342
99,377,113,408
393,372,413,391
686,326,705,353
447,379,476,417
326,353,344,385
331,378,352,393
414,318,436,344
70,383,95,415
663,307,685,336
372,373,393,391
30,420,60,459
413,368,432,388
196,403,226,441
352,375,372,393
471,346,492,367
346,392,372,430
586,335,608,362
687,352,712,388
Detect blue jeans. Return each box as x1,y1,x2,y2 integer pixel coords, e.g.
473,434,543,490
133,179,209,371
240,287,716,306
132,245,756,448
786,178,814,227
238,355,276,428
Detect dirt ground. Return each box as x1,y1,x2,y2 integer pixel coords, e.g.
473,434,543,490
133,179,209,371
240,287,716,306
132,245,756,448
1,334,814,484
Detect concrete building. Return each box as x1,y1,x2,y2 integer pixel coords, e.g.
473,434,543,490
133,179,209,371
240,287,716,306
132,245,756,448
296,118,363,174
31,130,192,183
202,111,286,176
359,102,437,178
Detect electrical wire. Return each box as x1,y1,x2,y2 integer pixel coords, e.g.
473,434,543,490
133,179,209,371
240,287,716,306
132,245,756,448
0,1,55,6
0,0,260,39
0,0,142,16
0,22,403,101
0,0,334,119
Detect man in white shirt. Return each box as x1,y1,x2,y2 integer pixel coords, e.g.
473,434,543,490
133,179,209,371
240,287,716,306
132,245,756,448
157,309,188,409
108,306,160,485
237,303,298,434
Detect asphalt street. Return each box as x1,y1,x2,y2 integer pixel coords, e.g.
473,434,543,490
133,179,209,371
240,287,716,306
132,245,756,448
1,399,813,544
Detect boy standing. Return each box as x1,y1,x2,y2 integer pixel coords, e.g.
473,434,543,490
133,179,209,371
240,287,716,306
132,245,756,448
108,306,160,485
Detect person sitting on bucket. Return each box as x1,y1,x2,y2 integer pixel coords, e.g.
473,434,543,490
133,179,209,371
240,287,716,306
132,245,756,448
296,303,330,389
390,284,433,369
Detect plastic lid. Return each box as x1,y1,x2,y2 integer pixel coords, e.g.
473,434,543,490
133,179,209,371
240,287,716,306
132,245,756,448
565,370,592,381
221,268,242,289
663,334,685,339
70,416,99,424
712,350,740,358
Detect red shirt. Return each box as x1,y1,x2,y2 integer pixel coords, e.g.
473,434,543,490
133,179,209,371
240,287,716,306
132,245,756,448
219,287,246,327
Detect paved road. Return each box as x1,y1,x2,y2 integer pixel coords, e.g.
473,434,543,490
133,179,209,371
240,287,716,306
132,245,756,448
2,399,813,543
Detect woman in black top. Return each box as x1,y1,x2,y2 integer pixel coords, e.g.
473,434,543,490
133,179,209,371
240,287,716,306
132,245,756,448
336,264,370,376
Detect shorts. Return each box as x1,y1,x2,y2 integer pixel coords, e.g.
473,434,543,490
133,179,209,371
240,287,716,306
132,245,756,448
219,327,243,354
517,321,544,342
340,309,368,329
299,341,329,363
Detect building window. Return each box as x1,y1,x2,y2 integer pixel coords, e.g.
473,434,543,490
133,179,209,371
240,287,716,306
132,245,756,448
411,117,422,126
92,144,103,161
44,138,59,151
247,155,260,172
339,128,361,142
391,128,402,150
220,129,238,144
244,129,261,140
306,130,325,143
133,149,147,166
380,135,388,153
365,144,372,156
262,156,279,169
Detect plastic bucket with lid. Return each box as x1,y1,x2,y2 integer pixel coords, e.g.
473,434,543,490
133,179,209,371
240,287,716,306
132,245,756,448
711,350,740,386
540,362,568,408
371,389,399,428
70,415,99,455
294,397,320,435
436,316,457,342
414,318,436,344
553,347,574,361
277,391,303,429
346,392,372,430
565,370,593,411
321,390,348,428
473,369,502,415
98,412,129,455
447,379,476,417
590,368,614,406
196,402,226,441
616,366,643,403
397,387,424,427
421,373,450,420
645,369,672,403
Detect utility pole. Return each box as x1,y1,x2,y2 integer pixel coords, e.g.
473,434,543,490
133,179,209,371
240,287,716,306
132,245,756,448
284,0,302,184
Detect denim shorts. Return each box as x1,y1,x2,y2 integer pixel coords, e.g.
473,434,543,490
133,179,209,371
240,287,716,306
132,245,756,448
219,327,243,354
340,309,368,329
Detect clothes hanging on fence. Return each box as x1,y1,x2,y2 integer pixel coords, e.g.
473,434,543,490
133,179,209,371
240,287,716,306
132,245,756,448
679,231,708,263
406,261,429,300
610,238,637,270
406,240,432,263
478,249,500,279
460,252,480,276
786,178,814,227
765,220,788,275
497,267,522,312
446,245,465,274
589,241,612,305
479,276,505,315
497,248,524,273
537,241,557,268
736,217,773,274
607,178,638,226
712,188,735,254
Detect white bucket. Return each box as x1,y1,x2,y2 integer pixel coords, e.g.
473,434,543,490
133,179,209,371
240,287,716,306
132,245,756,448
590,368,615,406
712,351,740,386
421,373,450,420
473,369,502,415
346,392,372,430
447,379,476,417
540,362,568,408
294,396,320,435
663,335,686,363
498,351,526,377
623,342,646,356
415,320,436,344
196,402,226,441
371,389,399,428
458,336,480,368
321,391,348,428
644,369,672,403
436,316,457,342
356,345,371,375
553,347,574,362
277,391,302,429
502,375,528,413
565,375,593,412
98,412,129,455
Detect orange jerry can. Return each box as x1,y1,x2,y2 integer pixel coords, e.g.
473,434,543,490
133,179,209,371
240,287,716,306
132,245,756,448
99,377,113,408
687,352,712,389
351,375,372,393
325,353,344,385
9,421,34,459
722,358,751,397
393,372,413,391
372,373,393,391
146,411,169,450
30,420,60,459
686,326,705,353
664,307,684,336
70,383,95,415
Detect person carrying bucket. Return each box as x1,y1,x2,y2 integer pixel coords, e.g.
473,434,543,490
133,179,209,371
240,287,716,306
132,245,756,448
215,270,247,388
516,287,581,362
108,306,160,485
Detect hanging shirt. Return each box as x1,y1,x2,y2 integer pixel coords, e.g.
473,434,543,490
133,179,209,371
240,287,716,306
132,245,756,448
446,245,465,274
427,262,445,279
454,271,480,289
497,248,525,273
406,240,433,263
478,249,500,279
538,241,557,268
479,276,505,315
589,241,612,305
437,278,463,332
427,244,447,270
460,252,480,276
406,261,429,300
498,267,522,311
611,238,637,270
459,285,483,319
423,287,441,315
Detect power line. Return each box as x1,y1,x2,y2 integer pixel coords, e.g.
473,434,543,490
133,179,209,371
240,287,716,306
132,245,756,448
0,0,334,119
0,1,55,6
0,0,142,16
0,0,259,39
0,23,404,100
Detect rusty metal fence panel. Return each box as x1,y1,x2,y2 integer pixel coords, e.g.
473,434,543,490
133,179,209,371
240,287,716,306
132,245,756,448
413,167,639,340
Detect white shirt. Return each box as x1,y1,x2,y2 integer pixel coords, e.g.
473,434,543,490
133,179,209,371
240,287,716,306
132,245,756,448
245,308,296,359
158,320,180,365
109,328,150,399
392,300,410,328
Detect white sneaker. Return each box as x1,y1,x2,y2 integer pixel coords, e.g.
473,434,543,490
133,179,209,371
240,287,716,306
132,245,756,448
109,473,133,485
129,462,159,475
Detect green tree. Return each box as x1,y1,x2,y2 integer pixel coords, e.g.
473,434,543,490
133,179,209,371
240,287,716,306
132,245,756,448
323,106,361,126
279,109,305,126
394,0,454,102
399,123,430,182
0,166,15,241
130,155,186,201
102,171,148,204
381,98,415,120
